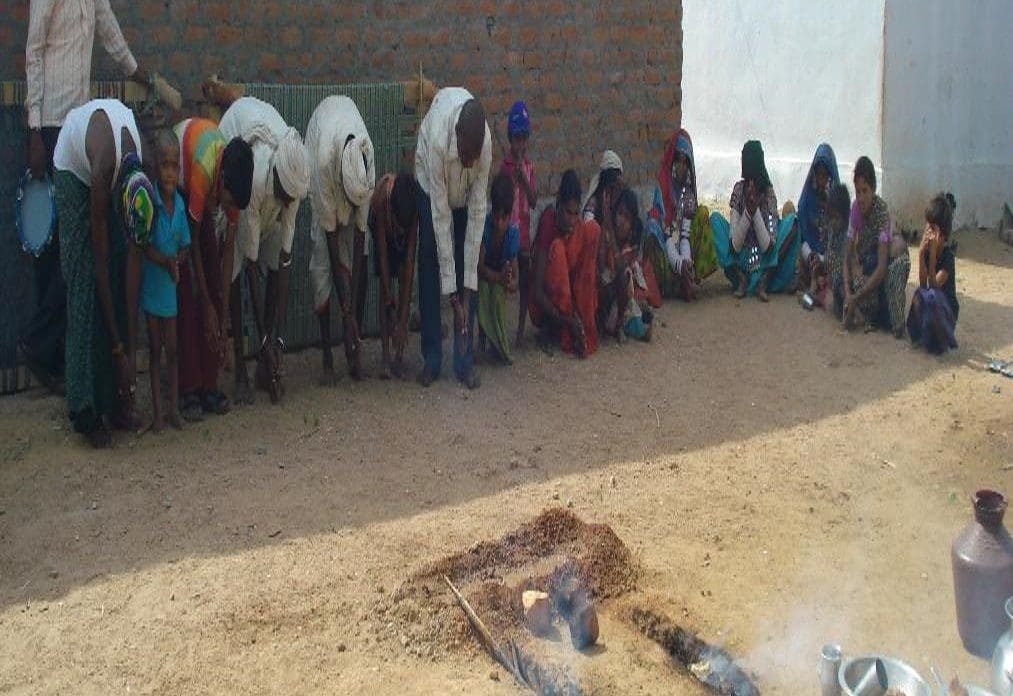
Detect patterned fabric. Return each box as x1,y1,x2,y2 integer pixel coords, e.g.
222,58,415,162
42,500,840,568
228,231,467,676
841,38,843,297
176,118,229,227
645,128,718,287
645,205,717,298
834,239,909,332
57,170,127,434
886,252,911,334
848,196,891,258
120,154,154,248
712,210,799,295
729,179,780,254
825,217,849,311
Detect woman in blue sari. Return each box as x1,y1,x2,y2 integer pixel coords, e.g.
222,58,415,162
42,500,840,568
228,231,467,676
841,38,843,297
711,141,799,301
796,144,840,303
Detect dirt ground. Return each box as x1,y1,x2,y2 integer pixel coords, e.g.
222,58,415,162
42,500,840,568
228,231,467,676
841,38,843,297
1,230,1010,695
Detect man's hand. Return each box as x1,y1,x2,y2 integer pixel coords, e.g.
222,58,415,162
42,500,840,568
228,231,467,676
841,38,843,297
505,265,518,293
130,65,150,86
203,305,222,358
113,347,132,399
28,130,47,180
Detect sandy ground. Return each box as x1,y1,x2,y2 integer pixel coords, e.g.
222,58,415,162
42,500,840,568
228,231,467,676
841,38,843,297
0,230,1010,695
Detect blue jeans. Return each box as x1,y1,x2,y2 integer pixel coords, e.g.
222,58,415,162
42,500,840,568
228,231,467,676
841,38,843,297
417,188,474,380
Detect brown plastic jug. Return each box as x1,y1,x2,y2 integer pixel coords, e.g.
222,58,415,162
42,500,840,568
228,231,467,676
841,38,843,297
952,490,1013,657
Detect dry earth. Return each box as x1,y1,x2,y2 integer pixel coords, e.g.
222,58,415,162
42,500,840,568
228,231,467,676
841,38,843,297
0,230,1010,694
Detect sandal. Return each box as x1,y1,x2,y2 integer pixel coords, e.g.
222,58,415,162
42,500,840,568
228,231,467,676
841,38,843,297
457,369,481,390
86,423,112,449
417,366,436,387
200,390,230,416
181,394,204,422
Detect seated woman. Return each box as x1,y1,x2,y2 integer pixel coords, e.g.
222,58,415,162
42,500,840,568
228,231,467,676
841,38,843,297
615,188,660,342
644,128,718,301
796,144,840,305
583,150,624,225
907,192,959,354
712,141,799,301
529,170,601,357
836,156,910,335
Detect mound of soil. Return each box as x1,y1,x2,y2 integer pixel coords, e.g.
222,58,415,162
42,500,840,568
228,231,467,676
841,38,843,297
377,508,639,660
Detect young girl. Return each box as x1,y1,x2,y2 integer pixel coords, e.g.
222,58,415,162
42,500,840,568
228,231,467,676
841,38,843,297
613,189,660,342
907,193,959,354
476,172,520,364
501,101,535,348
141,131,190,431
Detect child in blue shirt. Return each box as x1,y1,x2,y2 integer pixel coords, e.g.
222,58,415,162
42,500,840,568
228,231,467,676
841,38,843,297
141,131,190,431
476,172,520,364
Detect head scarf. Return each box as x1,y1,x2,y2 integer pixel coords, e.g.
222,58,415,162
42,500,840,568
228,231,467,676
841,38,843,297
741,140,771,191
508,101,531,138
339,134,376,209
797,143,840,253
584,149,624,211
120,152,155,248
273,127,310,200
657,128,696,228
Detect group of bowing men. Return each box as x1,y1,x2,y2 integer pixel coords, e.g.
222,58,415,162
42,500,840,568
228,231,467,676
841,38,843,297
40,80,547,447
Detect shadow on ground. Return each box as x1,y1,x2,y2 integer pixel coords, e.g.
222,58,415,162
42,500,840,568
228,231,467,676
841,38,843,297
0,232,1010,612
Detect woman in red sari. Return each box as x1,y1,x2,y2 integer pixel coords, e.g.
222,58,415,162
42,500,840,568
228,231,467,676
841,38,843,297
529,170,601,357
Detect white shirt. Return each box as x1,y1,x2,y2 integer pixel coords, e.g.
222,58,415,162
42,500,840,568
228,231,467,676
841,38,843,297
53,99,142,188
306,95,373,234
415,87,492,294
218,97,302,273
25,0,138,129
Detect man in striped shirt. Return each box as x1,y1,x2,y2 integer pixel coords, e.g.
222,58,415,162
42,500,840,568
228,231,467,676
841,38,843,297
22,0,150,393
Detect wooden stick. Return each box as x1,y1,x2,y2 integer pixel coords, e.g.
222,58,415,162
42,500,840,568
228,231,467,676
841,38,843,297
442,575,530,688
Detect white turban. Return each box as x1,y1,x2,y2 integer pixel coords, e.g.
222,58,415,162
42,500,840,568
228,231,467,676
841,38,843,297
584,149,624,211
340,134,376,209
273,127,310,200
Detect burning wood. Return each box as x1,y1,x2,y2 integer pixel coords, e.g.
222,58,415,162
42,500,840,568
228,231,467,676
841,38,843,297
630,607,760,696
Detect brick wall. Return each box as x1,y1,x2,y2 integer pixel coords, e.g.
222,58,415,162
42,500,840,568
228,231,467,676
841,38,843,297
2,0,682,195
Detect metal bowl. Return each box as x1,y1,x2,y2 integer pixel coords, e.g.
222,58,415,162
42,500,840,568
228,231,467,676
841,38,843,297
839,655,932,696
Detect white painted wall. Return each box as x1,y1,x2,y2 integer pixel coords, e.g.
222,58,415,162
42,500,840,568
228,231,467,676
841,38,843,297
681,0,885,207
882,0,1013,229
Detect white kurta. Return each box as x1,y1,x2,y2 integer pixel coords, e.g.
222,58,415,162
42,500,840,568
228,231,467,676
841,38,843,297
218,96,304,279
415,87,492,294
306,96,375,312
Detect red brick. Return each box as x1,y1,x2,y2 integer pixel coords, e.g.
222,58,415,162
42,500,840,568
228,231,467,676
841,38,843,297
7,0,683,191
280,26,303,49
259,53,281,75
214,25,241,46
